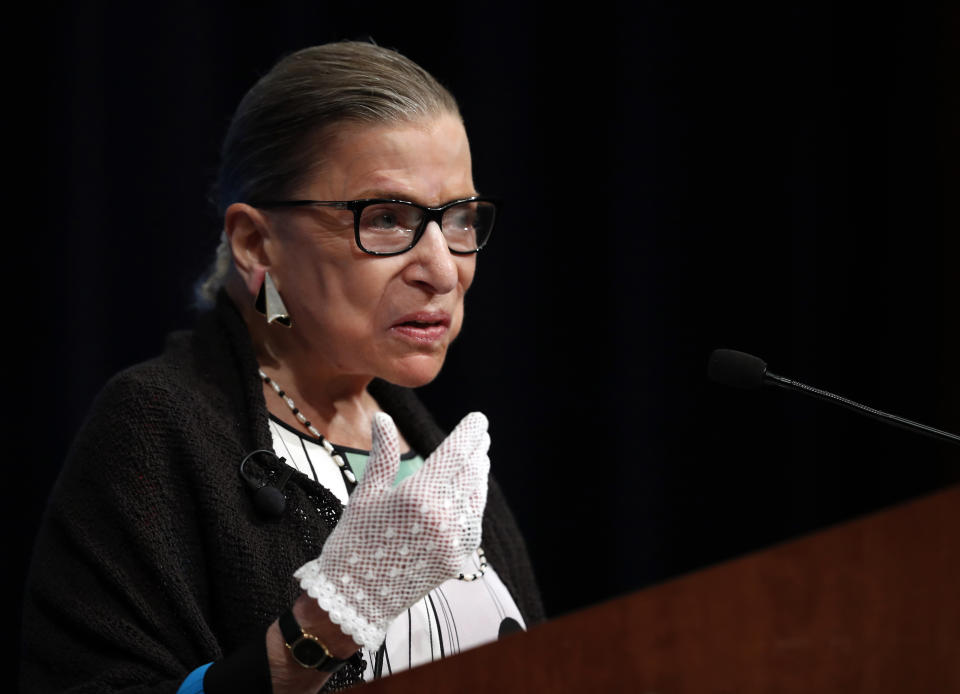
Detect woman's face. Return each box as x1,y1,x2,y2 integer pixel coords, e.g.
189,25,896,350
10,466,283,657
263,113,478,388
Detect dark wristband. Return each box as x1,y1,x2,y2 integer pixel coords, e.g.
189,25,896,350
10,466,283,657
203,637,273,694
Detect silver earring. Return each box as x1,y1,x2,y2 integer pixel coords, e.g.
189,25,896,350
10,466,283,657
254,272,292,328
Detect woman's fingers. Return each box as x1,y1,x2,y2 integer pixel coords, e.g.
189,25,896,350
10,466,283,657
396,412,487,507
366,411,490,553
421,412,489,478
452,431,490,515
416,419,490,542
359,412,402,493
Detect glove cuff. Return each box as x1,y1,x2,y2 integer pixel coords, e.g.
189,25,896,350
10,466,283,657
294,559,386,652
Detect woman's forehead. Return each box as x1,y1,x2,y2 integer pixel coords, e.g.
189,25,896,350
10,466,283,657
307,114,474,203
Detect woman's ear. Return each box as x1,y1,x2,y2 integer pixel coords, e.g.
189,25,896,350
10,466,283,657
224,203,270,296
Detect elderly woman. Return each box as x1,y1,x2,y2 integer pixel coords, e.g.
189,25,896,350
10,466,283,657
22,42,543,693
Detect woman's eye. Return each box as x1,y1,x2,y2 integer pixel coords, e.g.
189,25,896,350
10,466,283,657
370,212,398,229
364,205,419,233
447,210,474,230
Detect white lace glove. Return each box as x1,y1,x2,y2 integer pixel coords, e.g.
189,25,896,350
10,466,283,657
295,411,490,651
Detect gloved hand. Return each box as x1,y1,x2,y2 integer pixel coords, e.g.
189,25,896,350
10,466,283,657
295,411,490,651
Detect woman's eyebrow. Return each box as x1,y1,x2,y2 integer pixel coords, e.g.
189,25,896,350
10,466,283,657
355,190,481,204
352,189,417,201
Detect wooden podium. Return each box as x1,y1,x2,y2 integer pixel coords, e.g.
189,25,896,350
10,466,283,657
362,484,960,692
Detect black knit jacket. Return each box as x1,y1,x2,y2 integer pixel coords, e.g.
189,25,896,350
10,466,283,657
21,292,544,693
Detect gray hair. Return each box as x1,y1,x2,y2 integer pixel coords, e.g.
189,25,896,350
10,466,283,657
195,41,460,307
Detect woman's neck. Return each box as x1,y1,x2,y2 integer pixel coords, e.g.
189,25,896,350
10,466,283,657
228,279,383,450
260,369,380,450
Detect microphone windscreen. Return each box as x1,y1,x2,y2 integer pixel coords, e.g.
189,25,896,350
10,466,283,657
708,349,768,389
253,485,287,517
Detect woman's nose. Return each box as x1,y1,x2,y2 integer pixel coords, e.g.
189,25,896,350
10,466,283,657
405,221,459,294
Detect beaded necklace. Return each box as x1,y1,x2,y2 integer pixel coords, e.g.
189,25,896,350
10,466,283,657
259,369,357,486
258,367,487,582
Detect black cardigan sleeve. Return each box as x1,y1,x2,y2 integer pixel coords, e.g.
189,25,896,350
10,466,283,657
21,372,229,693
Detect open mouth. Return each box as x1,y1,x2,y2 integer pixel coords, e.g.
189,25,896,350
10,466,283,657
391,313,450,342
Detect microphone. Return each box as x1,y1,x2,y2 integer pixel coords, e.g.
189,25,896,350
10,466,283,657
707,348,960,448
239,449,293,517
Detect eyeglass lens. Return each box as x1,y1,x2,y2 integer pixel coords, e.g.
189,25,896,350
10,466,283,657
358,200,495,253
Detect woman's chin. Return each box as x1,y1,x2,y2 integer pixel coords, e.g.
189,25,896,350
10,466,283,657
378,353,447,389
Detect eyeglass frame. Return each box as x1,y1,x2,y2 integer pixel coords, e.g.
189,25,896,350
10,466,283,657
249,195,498,256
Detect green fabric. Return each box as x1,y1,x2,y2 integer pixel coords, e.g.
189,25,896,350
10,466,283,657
343,450,424,486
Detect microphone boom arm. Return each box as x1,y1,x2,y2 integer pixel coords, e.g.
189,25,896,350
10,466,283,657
764,371,960,447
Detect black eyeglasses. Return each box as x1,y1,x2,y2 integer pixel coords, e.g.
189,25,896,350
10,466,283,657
251,196,497,256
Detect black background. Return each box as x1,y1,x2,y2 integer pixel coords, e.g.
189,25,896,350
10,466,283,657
16,0,960,650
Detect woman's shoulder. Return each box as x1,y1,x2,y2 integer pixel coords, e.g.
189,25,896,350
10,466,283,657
70,318,250,471
85,330,209,426
93,299,255,421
